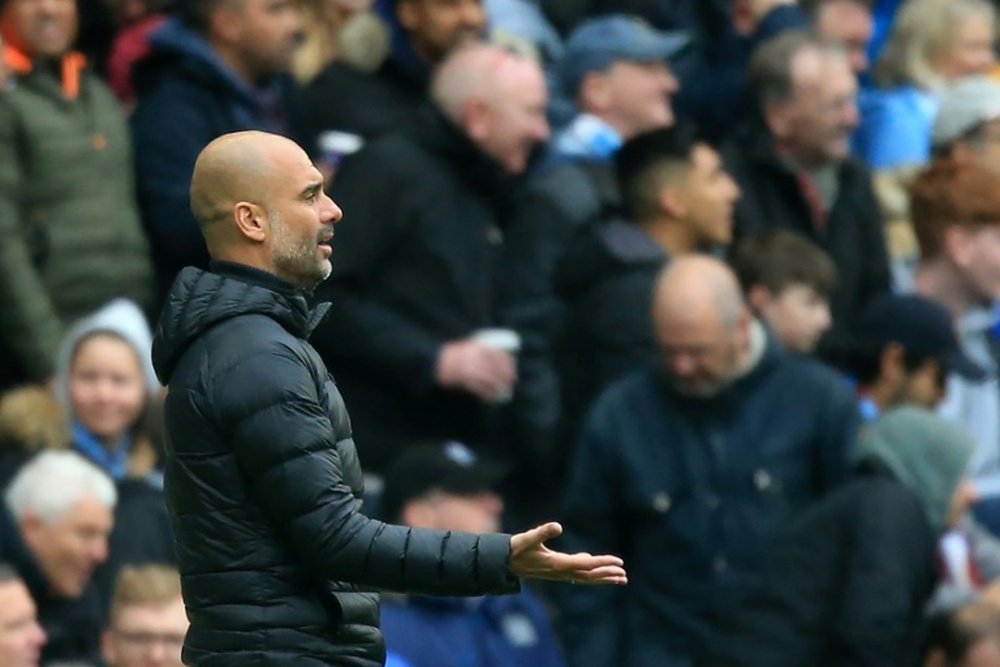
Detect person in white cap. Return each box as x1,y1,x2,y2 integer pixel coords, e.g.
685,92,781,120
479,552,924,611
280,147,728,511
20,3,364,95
932,75,1000,174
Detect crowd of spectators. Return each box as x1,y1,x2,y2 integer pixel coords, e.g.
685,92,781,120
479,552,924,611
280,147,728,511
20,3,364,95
9,0,1000,665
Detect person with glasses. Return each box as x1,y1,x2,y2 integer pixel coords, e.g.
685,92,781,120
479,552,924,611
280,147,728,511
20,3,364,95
101,565,185,667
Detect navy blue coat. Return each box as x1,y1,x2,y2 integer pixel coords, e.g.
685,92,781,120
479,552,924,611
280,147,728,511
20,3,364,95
131,18,297,305
558,334,859,666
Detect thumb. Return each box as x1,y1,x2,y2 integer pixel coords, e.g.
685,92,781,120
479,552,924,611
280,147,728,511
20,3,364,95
531,521,562,545
511,522,562,554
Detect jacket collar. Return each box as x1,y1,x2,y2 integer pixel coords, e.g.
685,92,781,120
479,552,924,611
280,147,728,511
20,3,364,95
2,42,86,99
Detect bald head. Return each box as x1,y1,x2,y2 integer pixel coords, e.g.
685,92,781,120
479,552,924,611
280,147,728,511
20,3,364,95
654,256,746,330
189,131,342,287
430,42,549,173
653,256,751,397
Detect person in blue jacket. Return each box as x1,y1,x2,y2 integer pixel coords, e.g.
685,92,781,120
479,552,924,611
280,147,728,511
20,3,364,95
379,442,566,667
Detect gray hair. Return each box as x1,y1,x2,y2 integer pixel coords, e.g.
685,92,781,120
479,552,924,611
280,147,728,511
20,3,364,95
749,30,849,107
5,451,116,525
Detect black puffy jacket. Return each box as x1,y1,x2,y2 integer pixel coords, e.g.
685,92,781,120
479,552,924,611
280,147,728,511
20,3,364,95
151,261,519,667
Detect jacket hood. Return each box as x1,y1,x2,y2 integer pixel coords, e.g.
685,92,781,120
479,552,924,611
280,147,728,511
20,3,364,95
133,17,258,103
554,219,667,298
151,265,330,386
855,406,975,531
54,299,158,410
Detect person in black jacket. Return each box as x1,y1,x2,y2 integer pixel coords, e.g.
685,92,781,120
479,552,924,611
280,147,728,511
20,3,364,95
150,129,626,666
131,0,303,306
553,124,740,480
724,31,890,368
701,407,979,667
309,43,551,475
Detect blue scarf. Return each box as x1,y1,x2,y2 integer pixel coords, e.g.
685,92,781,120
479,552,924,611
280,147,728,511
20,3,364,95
72,421,130,481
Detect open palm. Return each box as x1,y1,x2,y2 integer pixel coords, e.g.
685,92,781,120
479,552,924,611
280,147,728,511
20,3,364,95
508,522,628,585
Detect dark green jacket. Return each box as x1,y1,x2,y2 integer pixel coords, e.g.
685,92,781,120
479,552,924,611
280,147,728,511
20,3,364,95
0,63,152,380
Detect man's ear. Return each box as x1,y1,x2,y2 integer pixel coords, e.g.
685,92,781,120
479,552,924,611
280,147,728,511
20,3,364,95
879,342,905,382
209,3,243,44
395,0,419,32
943,225,972,267
657,185,686,220
746,285,774,314
763,101,793,141
462,98,490,145
18,512,44,552
233,202,268,243
578,71,610,115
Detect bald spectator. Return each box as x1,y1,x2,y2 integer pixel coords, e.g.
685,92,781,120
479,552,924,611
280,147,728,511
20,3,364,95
0,0,153,391
0,451,115,665
725,31,890,368
296,0,486,145
311,43,550,475
559,256,858,666
130,0,303,304
0,564,46,667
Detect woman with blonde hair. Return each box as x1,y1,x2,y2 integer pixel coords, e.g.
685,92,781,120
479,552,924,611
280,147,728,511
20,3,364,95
855,0,996,169
292,0,389,84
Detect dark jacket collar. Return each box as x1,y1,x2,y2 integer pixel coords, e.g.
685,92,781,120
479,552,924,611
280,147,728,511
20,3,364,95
152,262,330,385
408,103,512,198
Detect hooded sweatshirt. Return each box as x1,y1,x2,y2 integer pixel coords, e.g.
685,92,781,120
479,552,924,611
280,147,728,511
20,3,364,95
54,298,157,480
855,406,976,532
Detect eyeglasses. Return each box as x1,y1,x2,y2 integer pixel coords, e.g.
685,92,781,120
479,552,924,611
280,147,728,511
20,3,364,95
112,629,185,653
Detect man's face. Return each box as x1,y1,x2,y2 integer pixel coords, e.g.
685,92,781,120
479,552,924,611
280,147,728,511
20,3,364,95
264,147,343,289
473,59,549,174
396,0,485,65
769,48,858,166
755,284,831,355
0,0,78,60
951,225,1000,302
814,1,873,76
102,597,187,667
21,497,113,598
69,334,146,444
589,59,678,140
0,580,45,667
673,144,740,248
229,0,302,81
656,308,749,397
419,490,503,533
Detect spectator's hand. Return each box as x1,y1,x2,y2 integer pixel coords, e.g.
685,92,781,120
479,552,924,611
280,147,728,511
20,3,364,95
508,522,628,585
435,339,516,403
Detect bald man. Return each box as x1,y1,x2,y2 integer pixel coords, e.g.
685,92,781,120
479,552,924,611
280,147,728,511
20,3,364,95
309,42,550,475
558,255,858,667
150,130,624,667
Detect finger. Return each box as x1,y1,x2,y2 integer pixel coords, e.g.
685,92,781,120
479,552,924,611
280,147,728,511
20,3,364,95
572,565,628,585
547,552,624,570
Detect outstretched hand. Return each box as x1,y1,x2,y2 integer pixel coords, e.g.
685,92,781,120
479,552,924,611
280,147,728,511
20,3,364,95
508,522,627,585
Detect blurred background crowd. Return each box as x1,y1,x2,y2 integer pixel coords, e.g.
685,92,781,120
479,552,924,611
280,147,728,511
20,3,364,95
8,0,1000,665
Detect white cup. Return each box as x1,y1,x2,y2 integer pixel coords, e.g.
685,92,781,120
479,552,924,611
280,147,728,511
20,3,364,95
471,329,520,403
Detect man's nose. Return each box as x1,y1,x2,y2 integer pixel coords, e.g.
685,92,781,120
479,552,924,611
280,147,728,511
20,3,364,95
323,194,343,223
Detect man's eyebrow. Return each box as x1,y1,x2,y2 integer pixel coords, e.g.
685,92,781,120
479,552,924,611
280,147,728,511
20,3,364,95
301,182,323,198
